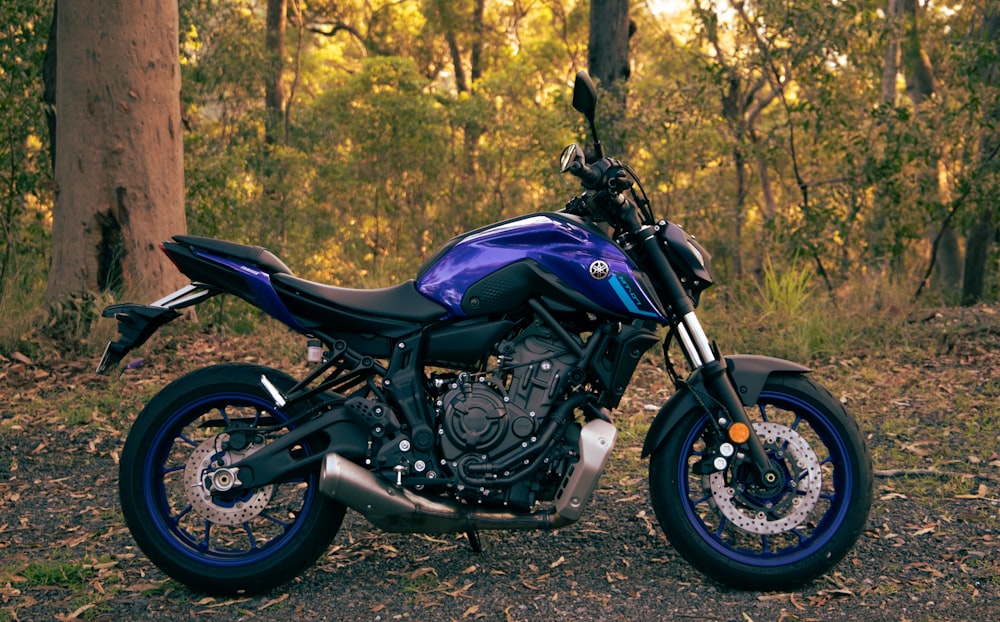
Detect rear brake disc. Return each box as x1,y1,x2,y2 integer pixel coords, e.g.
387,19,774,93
183,434,275,526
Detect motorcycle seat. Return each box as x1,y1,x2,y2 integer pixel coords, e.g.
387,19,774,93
270,273,447,324
171,235,293,275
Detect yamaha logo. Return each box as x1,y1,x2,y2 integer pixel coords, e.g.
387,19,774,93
589,260,610,280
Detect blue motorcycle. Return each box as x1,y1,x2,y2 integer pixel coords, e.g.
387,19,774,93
99,72,872,594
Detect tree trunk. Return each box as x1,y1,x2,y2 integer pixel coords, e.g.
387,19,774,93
588,0,630,94
588,0,631,152
962,210,993,305
961,7,1000,305
264,0,289,253
470,0,484,84
899,0,962,296
265,0,287,147
933,221,962,294
42,2,57,171
432,0,485,187
900,0,936,103
732,144,747,280
465,0,485,179
880,0,900,106
45,0,187,303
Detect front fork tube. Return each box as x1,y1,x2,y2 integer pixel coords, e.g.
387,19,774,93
627,217,777,483
677,313,779,485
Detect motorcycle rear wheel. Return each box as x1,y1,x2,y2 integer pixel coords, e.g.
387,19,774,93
648,374,872,590
119,363,345,594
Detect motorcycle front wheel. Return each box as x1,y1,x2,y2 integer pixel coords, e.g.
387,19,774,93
119,363,345,594
649,374,872,590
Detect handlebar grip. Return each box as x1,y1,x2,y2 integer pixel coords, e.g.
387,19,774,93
568,161,603,188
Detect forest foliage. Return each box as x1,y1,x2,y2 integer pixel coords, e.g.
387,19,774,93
2,1,999,346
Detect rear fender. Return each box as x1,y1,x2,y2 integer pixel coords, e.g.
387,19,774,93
641,355,810,458
96,285,216,374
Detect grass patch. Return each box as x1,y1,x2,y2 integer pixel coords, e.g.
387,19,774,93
400,569,442,595
17,560,93,589
0,262,47,356
699,259,902,363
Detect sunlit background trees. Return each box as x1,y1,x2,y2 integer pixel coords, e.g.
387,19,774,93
2,0,998,350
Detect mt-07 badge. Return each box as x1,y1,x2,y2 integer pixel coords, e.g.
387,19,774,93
589,260,610,280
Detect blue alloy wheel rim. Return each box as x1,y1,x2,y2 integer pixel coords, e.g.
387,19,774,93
678,390,854,566
141,392,318,567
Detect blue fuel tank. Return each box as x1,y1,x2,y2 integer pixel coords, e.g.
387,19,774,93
416,212,667,322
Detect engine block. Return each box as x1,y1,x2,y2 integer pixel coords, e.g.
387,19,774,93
433,320,583,507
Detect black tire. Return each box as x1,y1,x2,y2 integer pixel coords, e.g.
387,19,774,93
649,374,872,590
119,363,346,594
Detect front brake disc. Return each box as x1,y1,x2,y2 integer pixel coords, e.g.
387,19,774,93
708,421,822,535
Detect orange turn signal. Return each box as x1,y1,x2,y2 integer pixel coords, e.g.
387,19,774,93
728,422,751,444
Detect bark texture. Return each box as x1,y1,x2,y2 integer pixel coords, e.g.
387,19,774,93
587,0,630,90
45,0,187,302
587,0,631,152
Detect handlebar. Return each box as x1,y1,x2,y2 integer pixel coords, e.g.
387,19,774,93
562,150,649,231
567,160,603,188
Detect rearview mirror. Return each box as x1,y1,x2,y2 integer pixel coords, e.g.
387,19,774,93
559,143,585,173
572,71,598,122
571,71,603,160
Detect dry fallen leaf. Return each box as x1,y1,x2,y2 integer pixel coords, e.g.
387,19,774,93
258,593,289,610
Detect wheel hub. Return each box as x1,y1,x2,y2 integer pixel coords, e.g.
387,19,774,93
708,421,822,535
184,433,274,526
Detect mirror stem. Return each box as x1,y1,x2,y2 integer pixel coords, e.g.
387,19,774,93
592,136,604,160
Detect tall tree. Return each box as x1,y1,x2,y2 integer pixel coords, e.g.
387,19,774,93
696,3,779,280
898,0,962,294
265,0,287,146
44,0,187,303
961,5,1000,305
881,0,901,106
428,0,486,175
263,0,290,253
588,0,631,150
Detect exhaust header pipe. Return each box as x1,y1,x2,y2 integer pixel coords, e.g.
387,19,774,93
319,419,616,534
320,452,569,533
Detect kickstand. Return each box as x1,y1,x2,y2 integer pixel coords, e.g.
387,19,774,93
465,530,482,553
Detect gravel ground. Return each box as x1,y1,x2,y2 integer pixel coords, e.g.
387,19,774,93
2,307,999,621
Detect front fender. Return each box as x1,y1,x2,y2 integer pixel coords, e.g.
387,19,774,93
640,354,810,458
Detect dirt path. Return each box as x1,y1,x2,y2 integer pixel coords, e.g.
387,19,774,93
2,308,999,621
